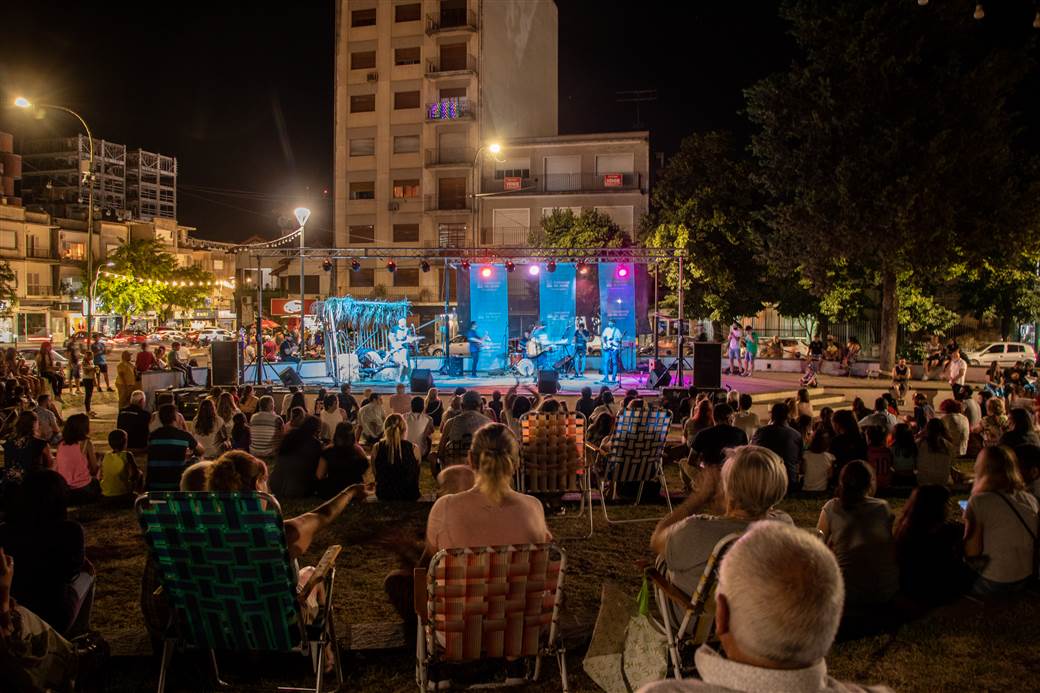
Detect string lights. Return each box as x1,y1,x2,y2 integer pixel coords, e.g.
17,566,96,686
99,270,235,289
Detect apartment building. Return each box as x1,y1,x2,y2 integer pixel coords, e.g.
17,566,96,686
333,0,559,298
0,132,21,206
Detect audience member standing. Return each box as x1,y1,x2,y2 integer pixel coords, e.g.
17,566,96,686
115,350,137,408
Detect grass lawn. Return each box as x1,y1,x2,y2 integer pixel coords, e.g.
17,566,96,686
70,456,1040,693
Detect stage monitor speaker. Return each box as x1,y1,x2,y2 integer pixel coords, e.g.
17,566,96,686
649,360,672,389
693,342,722,390
446,356,464,377
210,341,240,386
279,366,305,387
411,369,434,393
537,369,560,395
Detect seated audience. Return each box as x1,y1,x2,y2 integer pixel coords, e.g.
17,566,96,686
319,394,346,442
917,418,954,486
436,465,477,496
372,414,421,501
238,385,260,416
732,394,760,439
404,396,434,459
230,412,251,451
939,399,970,457
269,415,323,499
684,399,715,448
248,395,285,462
976,397,1010,447
358,393,387,445
100,429,141,503
638,522,894,693
964,445,1039,595
33,394,61,444
147,404,203,492
389,383,411,415
189,399,229,459
751,403,803,490
1000,407,1040,449
859,397,898,434
2,412,54,490
828,410,868,476
865,425,893,492
286,406,307,432
317,422,369,499
438,391,490,460
1014,444,1040,502
215,392,238,435
802,428,834,493
423,387,443,428
890,423,917,485
912,392,935,432
280,386,303,418
893,485,970,608
54,414,100,505
688,405,749,490
148,392,187,433
117,390,152,451
959,386,982,429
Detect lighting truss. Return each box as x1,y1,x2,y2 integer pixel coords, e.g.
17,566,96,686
242,246,684,264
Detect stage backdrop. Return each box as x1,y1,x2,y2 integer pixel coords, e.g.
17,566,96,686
539,262,576,347
599,262,637,369
468,265,509,370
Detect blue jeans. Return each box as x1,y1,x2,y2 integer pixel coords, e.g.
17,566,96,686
603,348,618,381
574,351,586,376
469,348,479,377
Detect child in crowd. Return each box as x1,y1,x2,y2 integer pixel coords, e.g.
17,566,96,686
100,429,141,504
81,359,98,417
802,428,834,493
230,412,251,451
865,425,893,492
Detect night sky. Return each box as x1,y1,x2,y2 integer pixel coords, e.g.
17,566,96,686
1,1,793,243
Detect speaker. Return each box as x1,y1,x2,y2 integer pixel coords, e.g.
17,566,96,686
410,368,434,393
693,342,722,389
446,356,464,377
537,369,560,395
210,341,240,386
649,360,672,389
279,366,305,387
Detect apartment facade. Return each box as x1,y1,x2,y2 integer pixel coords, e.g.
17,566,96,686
333,0,559,298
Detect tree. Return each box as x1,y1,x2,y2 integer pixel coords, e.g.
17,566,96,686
746,0,1040,369
957,252,1040,340
161,265,216,321
0,259,15,314
531,208,631,248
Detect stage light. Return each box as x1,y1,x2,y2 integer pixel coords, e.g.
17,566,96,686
351,259,361,271
505,260,515,273
322,258,333,272
577,260,588,275
617,266,629,279
461,260,471,270
480,266,493,279
420,260,431,272
386,259,397,273
546,260,556,273
528,265,540,276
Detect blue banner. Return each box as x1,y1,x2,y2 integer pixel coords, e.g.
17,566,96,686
539,263,576,346
599,262,637,369
468,265,509,370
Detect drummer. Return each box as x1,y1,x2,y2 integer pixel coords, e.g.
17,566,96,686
530,322,550,370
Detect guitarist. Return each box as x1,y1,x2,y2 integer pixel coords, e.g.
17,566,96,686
465,321,483,378
389,318,414,383
601,319,622,384
573,319,591,378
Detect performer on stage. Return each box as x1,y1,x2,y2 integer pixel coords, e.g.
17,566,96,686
573,319,591,378
466,320,482,377
601,319,622,384
389,317,412,383
529,321,549,371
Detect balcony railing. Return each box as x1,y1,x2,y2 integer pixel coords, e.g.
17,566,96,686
26,284,53,297
426,97,475,122
482,171,644,194
426,55,477,77
426,8,478,35
425,147,475,167
480,225,636,247
27,247,56,259
424,194,472,212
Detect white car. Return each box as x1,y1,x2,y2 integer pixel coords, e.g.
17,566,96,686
195,328,234,345
964,342,1036,368
147,330,187,344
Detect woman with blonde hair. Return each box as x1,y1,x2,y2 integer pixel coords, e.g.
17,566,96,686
190,399,228,459
215,391,239,436
976,397,1010,447
372,413,421,501
115,350,137,409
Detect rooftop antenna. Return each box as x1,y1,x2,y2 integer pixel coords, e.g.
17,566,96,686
615,89,657,130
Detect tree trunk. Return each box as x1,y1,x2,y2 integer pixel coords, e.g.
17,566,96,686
999,315,1011,341
879,270,899,371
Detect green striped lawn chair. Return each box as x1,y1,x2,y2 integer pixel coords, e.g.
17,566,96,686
136,491,343,692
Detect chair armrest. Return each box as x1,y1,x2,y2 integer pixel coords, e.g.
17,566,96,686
645,566,692,610
413,567,429,622
585,441,606,457
298,545,341,604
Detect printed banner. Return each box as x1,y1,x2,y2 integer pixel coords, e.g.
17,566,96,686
539,263,576,346
599,262,637,369
468,264,509,370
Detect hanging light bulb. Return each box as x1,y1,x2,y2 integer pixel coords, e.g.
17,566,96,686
546,260,556,273
461,260,470,271
973,3,984,20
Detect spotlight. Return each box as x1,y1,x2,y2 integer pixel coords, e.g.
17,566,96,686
617,266,629,279
461,260,471,271
973,3,984,19
528,264,540,277
351,259,361,272
505,260,515,273
387,259,397,273
480,266,493,279
420,260,431,273
322,258,333,272
546,260,556,273
577,260,588,275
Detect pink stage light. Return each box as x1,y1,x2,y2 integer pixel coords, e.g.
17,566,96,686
480,266,493,279
528,265,540,276
617,266,629,278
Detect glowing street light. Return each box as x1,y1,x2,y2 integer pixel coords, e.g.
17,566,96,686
293,206,311,371
13,97,31,109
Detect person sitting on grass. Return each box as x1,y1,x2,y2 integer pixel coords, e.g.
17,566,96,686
230,412,251,451
865,425,894,493
358,393,387,446
269,415,323,499
54,414,100,505
801,428,834,494
889,423,918,486
404,396,434,461
732,394,760,440
976,396,1010,447
372,414,421,502
916,418,954,487
751,403,803,491
148,392,187,433
894,484,971,609
964,445,1040,596
99,429,141,505
2,411,54,493
939,399,970,457
316,422,369,500
1014,444,1040,502
248,395,284,463
146,404,203,492
33,393,61,445
189,399,229,459
639,522,895,693
1000,407,1040,449
117,390,152,452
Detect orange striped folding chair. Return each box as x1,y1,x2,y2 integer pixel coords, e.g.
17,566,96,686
414,543,569,692
517,411,592,537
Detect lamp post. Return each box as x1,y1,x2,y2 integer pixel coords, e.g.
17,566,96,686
471,141,502,246
293,207,311,371
15,98,96,335
89,262,116,329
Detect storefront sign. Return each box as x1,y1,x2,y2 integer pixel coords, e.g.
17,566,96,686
271,298,316,316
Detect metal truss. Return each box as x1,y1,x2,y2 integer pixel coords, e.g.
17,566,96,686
241,246,684,264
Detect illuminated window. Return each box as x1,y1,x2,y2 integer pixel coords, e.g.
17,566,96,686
64,242,86,260
392,179,420,199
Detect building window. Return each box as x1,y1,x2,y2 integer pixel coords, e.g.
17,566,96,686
351,7,376,27
0,230,16,249
395,3,421,22
351,268,375,287
394,268,420,287
393,135,420,153
350,138,376,156
439,87,466,99
350,94,376,113
349,181,376,200
351,51,376,70
394,46,421,66
64,242,86,260
349,225,376,244
285,275,321,294
213,259,224,270
393,179,420,199
494,168,531,179
394,90,420,110
393,223,420,243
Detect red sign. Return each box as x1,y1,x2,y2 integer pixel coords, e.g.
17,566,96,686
270,298,316,316
603,173,623,187
504,176,522,191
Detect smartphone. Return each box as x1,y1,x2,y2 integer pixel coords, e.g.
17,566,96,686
958,500,968,511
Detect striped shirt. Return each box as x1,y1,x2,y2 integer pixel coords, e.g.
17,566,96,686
249,410,284,458
146,426,197,491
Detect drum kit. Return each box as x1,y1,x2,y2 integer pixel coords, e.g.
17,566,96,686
509,336,573,379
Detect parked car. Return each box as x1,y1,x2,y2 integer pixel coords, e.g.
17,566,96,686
18,348,69,368
963,342,1037,368
194,328,234,345
425,335,473,358
113,330,149,345
147,330,187,344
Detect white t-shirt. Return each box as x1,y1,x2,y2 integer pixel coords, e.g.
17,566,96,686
319,407,346,442
803,451,834,492
947,357,967,386
969,491,1039,584
728,328,742,350
404,411,433,457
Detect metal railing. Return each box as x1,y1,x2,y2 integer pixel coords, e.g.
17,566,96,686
482,171,644,194
480,225,637,248
426,97,475,121
424,194,472,212
426,54,477,76
426,8,478,34
425,147,475,166
27,247,55,259
25,284,52,297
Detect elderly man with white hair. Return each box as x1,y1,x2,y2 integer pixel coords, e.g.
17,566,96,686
640,522,893,693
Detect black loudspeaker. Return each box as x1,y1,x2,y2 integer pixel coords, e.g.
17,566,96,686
446,356,464,377
649,360,672,389
210,341,240,386
411,369,434,393
279,366,305,387
537,369,560,395
693,342,722,390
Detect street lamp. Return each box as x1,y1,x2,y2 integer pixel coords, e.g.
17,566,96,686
293,206,311,371
15,97,97,335
89,262,116,314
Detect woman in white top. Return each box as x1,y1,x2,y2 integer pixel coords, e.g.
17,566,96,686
964,445,1040,595
802,428,834,493
940,399,970,457
403,396,434,459
796,388,814,420
917,418,954,486
190,399,228,459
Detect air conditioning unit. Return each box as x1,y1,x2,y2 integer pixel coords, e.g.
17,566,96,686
388,201,400,211
366,71,379,82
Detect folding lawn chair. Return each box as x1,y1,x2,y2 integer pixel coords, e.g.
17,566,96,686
517,411,592,537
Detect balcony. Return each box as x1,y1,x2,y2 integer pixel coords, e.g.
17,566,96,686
425,147,475,168
482,171,644,195
426,8,478,35
479,226,530,247
27,247,56,260
424,194,472,213
425,97,475,122
426,55,477,78
25,284,53,297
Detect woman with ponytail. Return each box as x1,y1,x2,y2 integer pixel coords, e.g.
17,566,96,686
372,413,421,501
424,422,550,553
